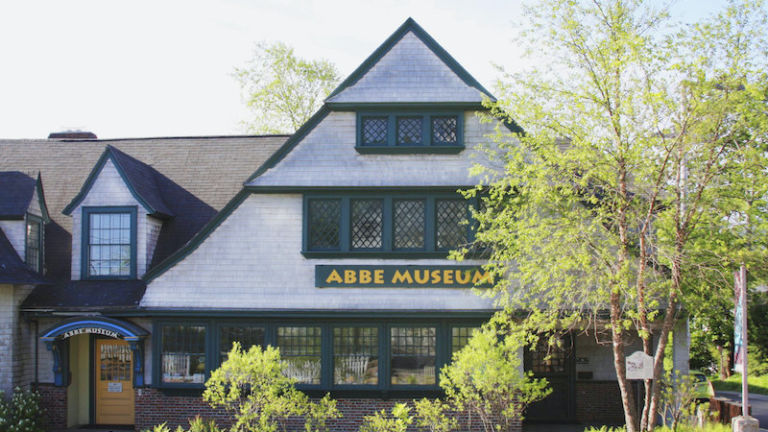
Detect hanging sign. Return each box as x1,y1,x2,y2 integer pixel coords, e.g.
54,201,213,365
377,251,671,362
626,351,654,380
61,327,120,339
734,268,746,373
315,265,493,288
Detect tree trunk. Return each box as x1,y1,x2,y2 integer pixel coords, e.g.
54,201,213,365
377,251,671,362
611,290,639,432
645,248,682,430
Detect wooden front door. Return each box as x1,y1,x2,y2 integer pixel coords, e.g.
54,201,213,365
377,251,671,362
95,339,134,425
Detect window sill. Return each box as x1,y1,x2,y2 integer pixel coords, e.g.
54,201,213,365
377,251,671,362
302,250,451,259
355,145,464,154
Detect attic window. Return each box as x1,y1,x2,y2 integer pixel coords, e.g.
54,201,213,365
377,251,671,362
357,112,464,154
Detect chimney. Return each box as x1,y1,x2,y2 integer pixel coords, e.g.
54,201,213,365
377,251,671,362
48,130,97,140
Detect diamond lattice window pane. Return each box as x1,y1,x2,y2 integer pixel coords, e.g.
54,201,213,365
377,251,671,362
362,117,388,146
397,117,423,145
352,199,383,249
308,199,341,249
432,116,458,145
394,200,425,249
436,199,466,250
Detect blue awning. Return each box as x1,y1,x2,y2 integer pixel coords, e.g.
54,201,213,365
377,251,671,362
40,316,148,342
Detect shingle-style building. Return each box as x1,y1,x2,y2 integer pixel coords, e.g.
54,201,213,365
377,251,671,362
0,18,688,431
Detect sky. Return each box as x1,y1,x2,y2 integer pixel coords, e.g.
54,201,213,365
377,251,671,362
0,0,726,140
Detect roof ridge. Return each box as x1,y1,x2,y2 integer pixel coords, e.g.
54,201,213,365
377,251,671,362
325,17,495,102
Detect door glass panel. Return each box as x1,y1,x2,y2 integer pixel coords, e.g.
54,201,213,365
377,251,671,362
99,343,132,381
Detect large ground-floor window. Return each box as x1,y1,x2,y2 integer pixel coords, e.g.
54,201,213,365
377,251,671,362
153,318,482,392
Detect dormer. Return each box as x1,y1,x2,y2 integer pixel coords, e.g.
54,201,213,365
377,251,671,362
0,172,50,275
63,146,173,280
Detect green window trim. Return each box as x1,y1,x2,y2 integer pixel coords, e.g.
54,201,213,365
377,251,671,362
25,213,44,273
152,319,483,394
80,206,138,280
356,112,464,154
303,193,478,257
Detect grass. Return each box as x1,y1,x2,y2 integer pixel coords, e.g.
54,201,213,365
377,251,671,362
711,373,768,395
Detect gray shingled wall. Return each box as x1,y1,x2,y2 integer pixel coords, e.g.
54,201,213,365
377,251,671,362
248,111,500,187
327,31,485,103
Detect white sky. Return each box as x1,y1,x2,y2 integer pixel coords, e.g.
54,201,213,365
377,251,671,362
0,0,724,139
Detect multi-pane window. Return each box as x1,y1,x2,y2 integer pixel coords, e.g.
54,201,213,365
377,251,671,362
220,326,265,362
431,116,458,145
351,200,383,249
155,321,484,390
361,117,388,146
358,113,462,150
99,343,132,381
529,340,569,374
161,324,206,384
85,210,134,277
397,117,423,145
393,200,425,249
390,327,436,386
451,326,479,353
308,199,341,250
277,327,322,384
25,216,43,272
333,327,379,385
436,199,466,250
305,195,473,255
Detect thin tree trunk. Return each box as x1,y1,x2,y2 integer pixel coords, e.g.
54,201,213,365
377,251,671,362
646,247,682,430
611,289,639,432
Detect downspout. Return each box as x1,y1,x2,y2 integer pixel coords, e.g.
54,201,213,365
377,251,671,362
34,320,39,384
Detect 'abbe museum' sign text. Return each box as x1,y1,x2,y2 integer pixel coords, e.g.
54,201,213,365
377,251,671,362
316,265,492,288
61,327,120,339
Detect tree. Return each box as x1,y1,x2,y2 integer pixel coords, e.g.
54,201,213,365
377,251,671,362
459,1,768,431
203,343,341,432
235,42,340,134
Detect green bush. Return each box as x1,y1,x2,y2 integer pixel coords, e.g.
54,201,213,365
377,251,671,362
358,403,412,432
0,387,46,432
440,324,550,432
203,343,340,432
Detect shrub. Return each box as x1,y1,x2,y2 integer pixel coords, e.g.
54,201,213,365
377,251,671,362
0,387,45,432
439,324,550,432
358,403,412,432
203,343,340,432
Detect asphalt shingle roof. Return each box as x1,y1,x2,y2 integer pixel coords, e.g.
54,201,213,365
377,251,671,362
0,135,288,280
0,171,36,219
0,229,45,285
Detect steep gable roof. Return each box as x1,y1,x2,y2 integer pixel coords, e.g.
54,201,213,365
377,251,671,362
0,228,45,284
0,171,47,220
63,145,174,217
325,17,495,105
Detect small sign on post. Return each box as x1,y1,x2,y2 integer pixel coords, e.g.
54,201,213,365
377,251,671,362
626,351,654,380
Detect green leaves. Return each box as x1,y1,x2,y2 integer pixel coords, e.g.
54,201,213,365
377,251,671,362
202,343,341,432
439,322,551,430
235,42,340,134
